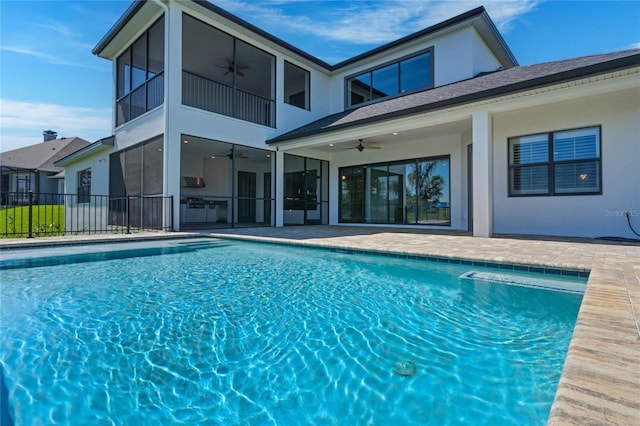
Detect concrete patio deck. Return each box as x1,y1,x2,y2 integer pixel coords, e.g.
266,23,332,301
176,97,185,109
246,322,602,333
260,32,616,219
1,226,638,425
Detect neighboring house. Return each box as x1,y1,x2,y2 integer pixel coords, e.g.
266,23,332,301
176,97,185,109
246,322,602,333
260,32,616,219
59,0,640,238
0,132,90,205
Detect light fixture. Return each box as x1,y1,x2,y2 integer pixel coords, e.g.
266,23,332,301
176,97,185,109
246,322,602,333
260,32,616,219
158,148,163,151
183,140,189,144
341,175,346,181
579,173,588,180
329,143,334,147
393,132,398,136
267,154,271,158
211,155,216,159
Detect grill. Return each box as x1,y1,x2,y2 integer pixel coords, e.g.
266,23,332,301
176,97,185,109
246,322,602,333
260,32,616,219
186,197,205,208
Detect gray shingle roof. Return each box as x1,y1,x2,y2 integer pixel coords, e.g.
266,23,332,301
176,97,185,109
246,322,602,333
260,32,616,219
268,49,640,144
0,137,91,172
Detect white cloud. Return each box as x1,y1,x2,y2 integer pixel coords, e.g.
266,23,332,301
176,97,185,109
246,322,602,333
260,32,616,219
34,21,83,39
0,135,44,153
627,42,640,50
0,99,111,151
0,46,101,69
218,0,541,47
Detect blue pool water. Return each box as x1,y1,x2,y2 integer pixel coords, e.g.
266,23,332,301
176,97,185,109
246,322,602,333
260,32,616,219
0,238,585,425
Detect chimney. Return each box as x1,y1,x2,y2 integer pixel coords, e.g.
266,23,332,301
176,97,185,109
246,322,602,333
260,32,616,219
43,130,57,142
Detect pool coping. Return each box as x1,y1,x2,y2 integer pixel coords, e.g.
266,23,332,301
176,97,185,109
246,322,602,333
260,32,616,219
1,229,638,425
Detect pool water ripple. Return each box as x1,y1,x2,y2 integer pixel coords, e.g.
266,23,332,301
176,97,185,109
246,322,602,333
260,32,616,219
0,239,583,425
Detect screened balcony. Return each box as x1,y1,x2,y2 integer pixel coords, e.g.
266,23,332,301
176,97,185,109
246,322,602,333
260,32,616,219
182,14,276,127
182,71,275,127
115,16,164,127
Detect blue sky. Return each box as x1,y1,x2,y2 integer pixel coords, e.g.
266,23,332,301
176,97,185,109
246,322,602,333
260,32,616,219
1,0,638,152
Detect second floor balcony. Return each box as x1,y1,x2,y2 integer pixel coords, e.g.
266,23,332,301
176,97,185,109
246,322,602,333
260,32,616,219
182,71,275,128
182,13,276,128
116,72,164,127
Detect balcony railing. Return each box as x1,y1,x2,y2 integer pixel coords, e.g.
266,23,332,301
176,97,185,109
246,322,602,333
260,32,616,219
182,71,275,127
0,192,173,238
116,72,164,127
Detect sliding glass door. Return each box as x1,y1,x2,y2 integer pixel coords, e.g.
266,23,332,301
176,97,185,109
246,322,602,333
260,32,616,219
339,156,450,226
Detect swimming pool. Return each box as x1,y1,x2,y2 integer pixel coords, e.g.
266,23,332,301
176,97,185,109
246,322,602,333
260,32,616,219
0,238,585,425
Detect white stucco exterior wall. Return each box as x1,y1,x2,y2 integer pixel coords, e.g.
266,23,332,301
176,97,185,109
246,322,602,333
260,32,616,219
60,148,113,232
492,88,640,239
328,26,504,114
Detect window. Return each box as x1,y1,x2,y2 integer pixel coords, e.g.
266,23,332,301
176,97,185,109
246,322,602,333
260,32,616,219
339,156,450,225
508,126,601,196
283,154,329,225
116,16,164,126
284,61,310,110
77,169,91,203
346,49,433,108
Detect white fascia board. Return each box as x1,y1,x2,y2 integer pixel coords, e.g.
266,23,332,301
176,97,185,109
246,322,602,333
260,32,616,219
97,2,164,59
471,68,640,114
274,68,639,152
55,141,114,167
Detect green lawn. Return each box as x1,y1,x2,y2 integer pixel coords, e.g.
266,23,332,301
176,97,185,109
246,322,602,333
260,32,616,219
0,205,65,237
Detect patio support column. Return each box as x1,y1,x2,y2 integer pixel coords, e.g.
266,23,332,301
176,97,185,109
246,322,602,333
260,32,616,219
472,109,493,237
275,150,284,227
163,4,182,231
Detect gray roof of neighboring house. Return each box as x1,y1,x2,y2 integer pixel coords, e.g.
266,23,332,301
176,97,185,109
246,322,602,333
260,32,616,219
0,137,91,173
267,49,640,144
54,136,115,167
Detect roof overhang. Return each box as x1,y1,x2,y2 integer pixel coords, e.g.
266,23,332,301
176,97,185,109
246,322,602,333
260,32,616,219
93,0,161,58
93,1,515,72
268,53,640,146
92,0,332,69
332,7,517,72
55,136,115,167
270,65,639,152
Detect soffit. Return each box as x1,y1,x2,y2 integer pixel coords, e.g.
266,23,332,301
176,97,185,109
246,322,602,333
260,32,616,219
272,67,638,153
93,0,163,59
268,51,640,145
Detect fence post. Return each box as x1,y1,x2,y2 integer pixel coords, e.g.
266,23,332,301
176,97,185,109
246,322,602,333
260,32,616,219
169,195,174,231
126,195,131,234
27,190,34,238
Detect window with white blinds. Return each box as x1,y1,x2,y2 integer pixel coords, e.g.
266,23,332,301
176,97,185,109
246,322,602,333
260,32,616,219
508,126,601,196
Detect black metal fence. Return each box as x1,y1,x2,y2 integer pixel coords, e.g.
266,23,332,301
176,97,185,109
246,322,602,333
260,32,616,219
0,192,173,238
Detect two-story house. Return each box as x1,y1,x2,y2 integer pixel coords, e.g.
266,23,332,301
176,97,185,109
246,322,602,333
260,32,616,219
58,0,640,239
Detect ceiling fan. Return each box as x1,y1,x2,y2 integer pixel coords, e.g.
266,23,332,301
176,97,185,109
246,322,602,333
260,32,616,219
214,59,248,77
214,148,248,160
344,139,381,152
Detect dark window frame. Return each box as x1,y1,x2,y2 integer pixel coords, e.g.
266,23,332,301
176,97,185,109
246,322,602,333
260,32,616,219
284,60,310,111
116,15,165,127
77,168,91,203
344,47,434,109
338,154,450,226
508,125,602,197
